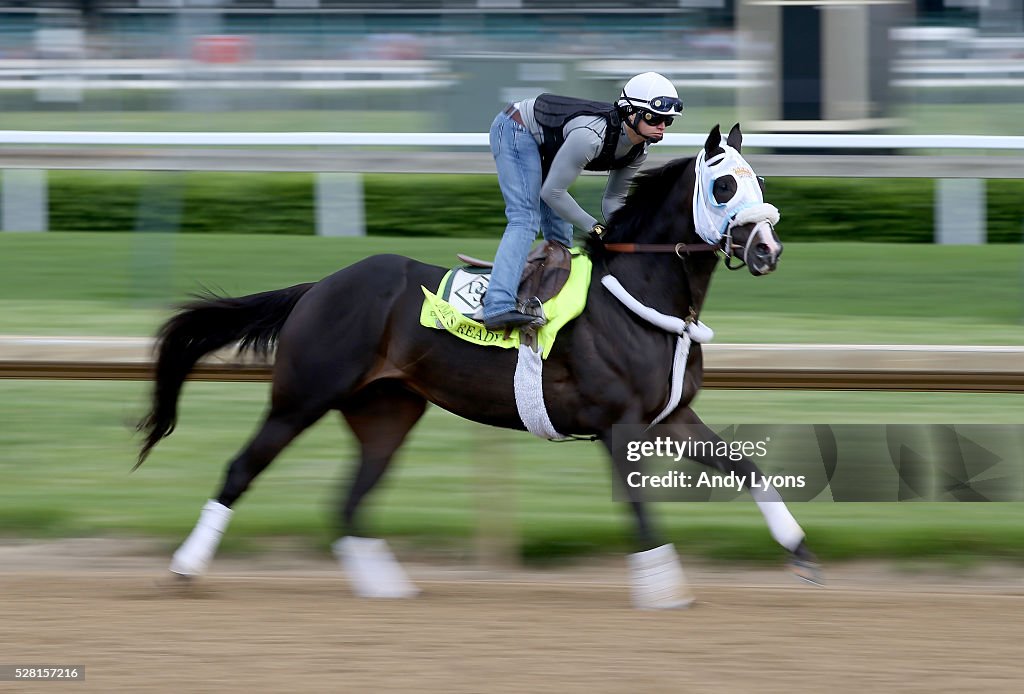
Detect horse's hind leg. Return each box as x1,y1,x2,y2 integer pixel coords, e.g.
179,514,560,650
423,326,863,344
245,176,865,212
169,403,327,578
331,381,427,598
338,381,427,536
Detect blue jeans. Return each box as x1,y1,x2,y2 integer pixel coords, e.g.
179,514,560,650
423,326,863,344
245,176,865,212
483,111,573,319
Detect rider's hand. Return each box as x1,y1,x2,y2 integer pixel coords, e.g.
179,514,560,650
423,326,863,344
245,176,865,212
589,223,607,242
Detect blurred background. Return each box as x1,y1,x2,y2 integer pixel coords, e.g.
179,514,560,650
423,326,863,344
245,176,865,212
3,5,1024,690
0,0,1015,134
0,0,1023,571
2,6,1024,694
0,0,1022,133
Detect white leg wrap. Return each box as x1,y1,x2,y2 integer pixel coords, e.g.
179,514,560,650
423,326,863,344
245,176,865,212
169,500,233,577
752,485,805,552
627,544,695,610
333,537,420,599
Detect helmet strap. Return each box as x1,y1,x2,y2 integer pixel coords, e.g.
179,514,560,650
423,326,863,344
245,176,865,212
625,111,661,144
618,104,660,145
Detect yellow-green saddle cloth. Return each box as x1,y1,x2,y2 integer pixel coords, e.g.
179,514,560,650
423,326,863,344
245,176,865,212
419,249,592,359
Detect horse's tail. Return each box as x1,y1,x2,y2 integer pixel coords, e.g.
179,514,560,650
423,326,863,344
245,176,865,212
135,282,315,469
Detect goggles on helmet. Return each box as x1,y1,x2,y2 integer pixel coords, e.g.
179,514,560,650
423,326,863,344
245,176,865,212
646,96,683,114
620,94,684,115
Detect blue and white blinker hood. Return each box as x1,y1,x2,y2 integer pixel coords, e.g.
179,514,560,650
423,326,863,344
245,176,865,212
692,144,780,245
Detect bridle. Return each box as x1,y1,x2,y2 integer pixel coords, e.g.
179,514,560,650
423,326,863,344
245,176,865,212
602,155,776,272
601,140,781,272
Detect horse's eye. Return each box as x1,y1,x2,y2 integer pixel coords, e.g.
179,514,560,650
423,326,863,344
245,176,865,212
713,175,737,203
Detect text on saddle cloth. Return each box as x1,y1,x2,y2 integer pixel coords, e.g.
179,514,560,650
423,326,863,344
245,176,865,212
419,247,592,359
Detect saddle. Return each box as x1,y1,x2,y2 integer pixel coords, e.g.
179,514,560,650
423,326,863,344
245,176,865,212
457,241,573,307
419,242,592,358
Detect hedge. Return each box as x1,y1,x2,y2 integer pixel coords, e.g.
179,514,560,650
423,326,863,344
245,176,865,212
46,170,1024,242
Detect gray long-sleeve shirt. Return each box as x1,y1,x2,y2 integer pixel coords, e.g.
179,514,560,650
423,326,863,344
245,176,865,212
516,97,648,232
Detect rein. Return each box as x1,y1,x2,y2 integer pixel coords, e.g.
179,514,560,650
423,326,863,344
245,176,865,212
603,237,749,270
604,242,717,255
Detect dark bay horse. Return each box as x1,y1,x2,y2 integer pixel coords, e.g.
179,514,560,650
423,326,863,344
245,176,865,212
137,124,821,607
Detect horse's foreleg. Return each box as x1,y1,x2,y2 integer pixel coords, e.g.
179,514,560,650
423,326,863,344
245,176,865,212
668,408,824,585
170,407,322,578
602,436,662,551
601,436,695,609
333,382,427,598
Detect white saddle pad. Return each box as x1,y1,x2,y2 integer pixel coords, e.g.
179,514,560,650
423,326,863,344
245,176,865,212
444,268,491,316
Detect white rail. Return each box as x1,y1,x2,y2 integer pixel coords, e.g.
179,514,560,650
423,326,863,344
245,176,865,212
2,131,1024,151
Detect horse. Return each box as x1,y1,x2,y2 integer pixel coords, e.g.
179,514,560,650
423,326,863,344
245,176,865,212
136,123,822,608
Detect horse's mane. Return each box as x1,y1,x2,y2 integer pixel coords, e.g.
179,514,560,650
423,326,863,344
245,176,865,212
584,156,694,256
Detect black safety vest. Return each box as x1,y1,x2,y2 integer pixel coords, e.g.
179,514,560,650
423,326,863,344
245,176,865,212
532,94,645,179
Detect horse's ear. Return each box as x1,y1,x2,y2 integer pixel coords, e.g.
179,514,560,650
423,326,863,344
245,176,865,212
704,124,722,157
727,123,743,152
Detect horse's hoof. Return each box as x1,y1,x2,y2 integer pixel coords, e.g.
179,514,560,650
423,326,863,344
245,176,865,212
162,571,202,591
153,571,198,594
334,536,420,598
789,557,825,586
788,540,825,586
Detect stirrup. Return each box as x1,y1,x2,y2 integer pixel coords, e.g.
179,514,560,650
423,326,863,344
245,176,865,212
520,297,548,326
483,310,541,331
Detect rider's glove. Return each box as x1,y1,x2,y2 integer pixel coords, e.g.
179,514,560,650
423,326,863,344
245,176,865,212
589,223,607,242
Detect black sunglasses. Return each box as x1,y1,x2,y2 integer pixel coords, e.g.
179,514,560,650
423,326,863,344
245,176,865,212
642,112,675,127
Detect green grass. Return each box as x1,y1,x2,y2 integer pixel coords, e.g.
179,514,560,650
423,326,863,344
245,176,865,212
2,233,1024,562
1,380,1022,563
1,233,1022,343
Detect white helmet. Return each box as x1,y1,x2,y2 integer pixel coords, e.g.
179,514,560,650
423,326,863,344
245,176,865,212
617,72,683,118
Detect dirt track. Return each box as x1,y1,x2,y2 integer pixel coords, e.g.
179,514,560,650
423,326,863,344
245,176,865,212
1,543,1022,693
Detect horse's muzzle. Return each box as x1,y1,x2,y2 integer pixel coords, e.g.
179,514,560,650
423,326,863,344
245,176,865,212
749,243,781,276
745,221,783,276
